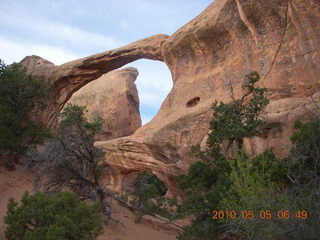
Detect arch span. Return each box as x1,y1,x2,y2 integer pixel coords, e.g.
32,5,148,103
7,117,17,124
21,34,169,128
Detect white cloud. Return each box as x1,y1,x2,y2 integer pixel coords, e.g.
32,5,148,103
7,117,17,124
0,8,121,53
38,22,120,50
0,37,80,65
0,1,180,124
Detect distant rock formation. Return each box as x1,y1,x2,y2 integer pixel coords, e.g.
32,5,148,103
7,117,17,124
67,67,141,140
22,0,320,194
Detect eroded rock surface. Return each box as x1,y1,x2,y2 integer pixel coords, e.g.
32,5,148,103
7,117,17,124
23,0,320,194
67,67,141,140
97,0,320,194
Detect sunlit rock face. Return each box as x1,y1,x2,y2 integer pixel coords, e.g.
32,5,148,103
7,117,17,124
23,0,320,194
97,0,320,194
67,67,141,141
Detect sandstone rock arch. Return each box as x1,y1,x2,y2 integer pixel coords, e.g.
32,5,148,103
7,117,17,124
23,0,320,194
21,34,169,128
97,0,320,194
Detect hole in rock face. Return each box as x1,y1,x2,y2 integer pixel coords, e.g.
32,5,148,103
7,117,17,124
122,171,167,197
186,97,200,107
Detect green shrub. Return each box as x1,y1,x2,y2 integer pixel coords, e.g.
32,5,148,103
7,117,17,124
177,150,286,240
176,72,270,240
0,60,50,168
126,172,173,221
133,172,167,200
5,191,103,240
288,120,320,185
212,119,320,240
278,119,320,239
218,150,286,239
179,161,217,192
26,104,114,222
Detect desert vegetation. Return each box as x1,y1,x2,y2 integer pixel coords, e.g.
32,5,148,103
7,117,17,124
25,104,115,224
5,192,103,240
0,61,109,239
172,73,320,240
0,60,50,169
1,62,319,240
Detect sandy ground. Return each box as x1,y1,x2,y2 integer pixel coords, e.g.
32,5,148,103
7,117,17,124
0,164,178,240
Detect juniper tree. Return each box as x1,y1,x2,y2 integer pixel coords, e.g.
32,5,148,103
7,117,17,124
5,191,103,240
0,60,49,169
26,104,114,223
177,72,270,239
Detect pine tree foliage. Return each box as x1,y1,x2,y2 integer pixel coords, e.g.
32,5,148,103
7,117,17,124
0,60,50,168
177,72,320,240
218,150,285,239
120,171,173,221
280,118,320,239
206,71,269,156
177,72,271,240
5,191,103,240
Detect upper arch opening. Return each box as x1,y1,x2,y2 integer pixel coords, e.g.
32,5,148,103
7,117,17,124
126,59,173,125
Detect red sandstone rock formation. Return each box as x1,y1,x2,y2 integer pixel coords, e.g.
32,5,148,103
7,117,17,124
23,0,320,194
67,67,141,140
97,0,320,194
20,34,168,128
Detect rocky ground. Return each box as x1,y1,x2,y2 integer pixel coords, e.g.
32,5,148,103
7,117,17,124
0,164,178,240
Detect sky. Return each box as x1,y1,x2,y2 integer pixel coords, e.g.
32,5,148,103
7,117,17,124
0,0,212,124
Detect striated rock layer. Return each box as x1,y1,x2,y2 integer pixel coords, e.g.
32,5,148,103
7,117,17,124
23,0,320,194
67,67,141,140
